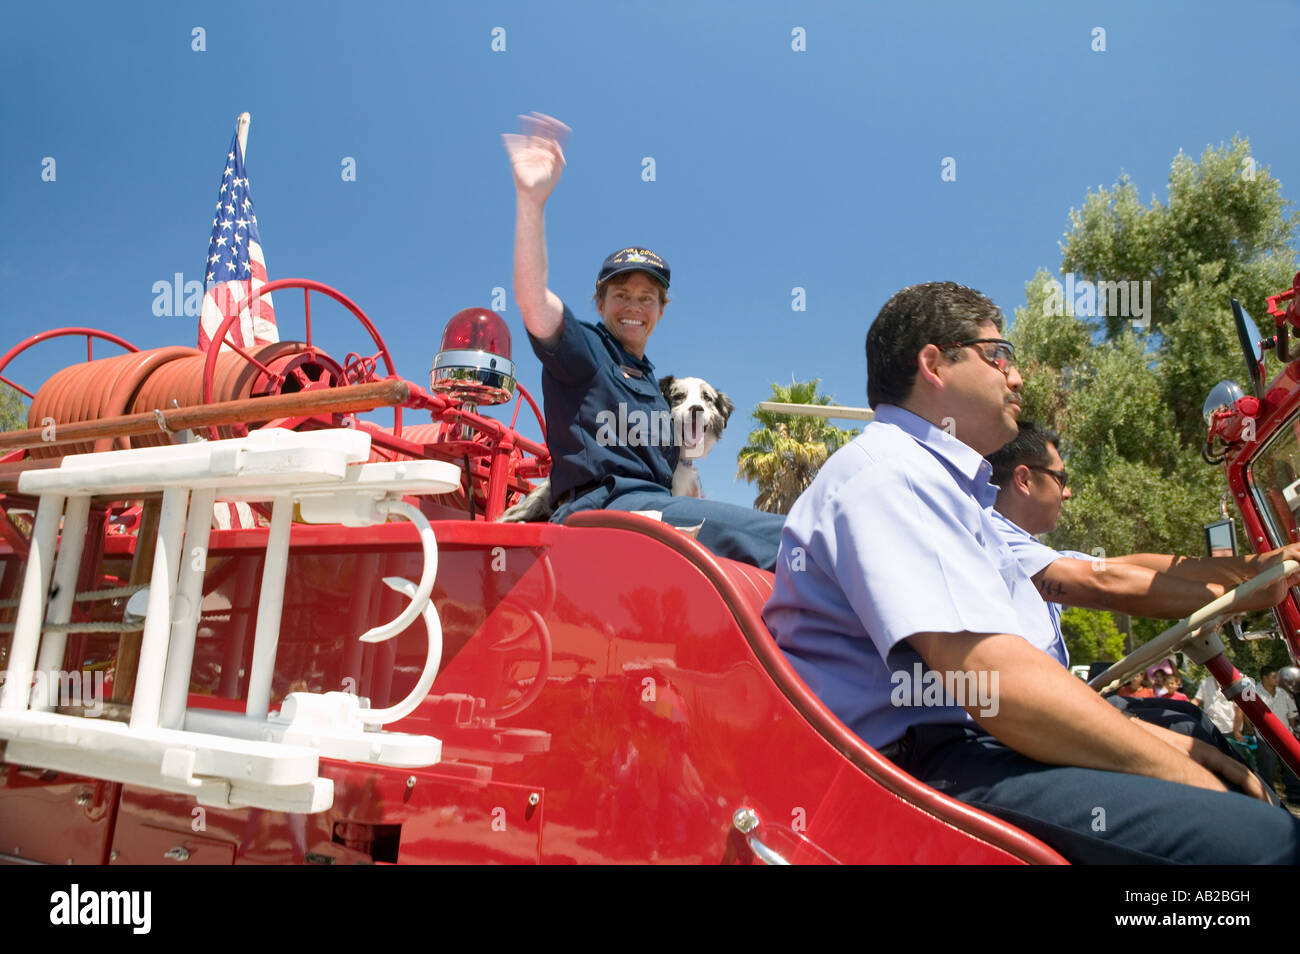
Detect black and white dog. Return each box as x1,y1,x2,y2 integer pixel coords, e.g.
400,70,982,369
500,375,734,522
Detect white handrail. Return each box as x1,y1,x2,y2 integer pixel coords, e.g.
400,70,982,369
356,576,444,725
358,499,438,644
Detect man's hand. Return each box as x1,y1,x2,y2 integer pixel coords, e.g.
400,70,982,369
1220,556,1300,614
1236,547,1300,611
907,631,1236,796
503,113,571,205
1129,719,1272,803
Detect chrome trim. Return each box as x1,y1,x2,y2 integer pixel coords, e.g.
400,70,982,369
430,350,516,405
731,807,791,865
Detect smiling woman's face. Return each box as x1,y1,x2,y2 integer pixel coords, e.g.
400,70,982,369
598,272,664,359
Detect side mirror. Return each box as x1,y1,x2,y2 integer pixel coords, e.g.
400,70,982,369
1204,518,1238,557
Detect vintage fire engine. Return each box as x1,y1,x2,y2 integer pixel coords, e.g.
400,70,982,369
1,272,1298,865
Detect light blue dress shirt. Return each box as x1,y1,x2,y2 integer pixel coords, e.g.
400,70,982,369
763,405,1060,749
988,510,1075,666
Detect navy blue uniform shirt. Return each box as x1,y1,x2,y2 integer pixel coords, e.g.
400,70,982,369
529,303,678,503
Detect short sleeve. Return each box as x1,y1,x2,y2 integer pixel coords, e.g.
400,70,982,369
811,458,1024,662
529,303,599,386
1006,534,1062,579
1193,678,1209,703
991,514,1073,580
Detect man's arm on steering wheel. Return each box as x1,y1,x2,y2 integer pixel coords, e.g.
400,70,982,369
1110,543,1300,587
1033,552,1300,619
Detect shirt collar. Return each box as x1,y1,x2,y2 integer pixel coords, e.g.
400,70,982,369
873,404,998,506
990,509,1032,538
592,320,655,374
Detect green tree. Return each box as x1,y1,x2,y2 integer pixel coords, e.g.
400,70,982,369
0,383,24,431
1009,137,1297,668
736,380,859,514
1060,607,1127,665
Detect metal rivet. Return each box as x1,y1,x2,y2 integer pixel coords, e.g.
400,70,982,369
527,792,540,807
110,850,118,860
164,846,190,862
75,791,91,806
732,808,759,833
406,775,416,789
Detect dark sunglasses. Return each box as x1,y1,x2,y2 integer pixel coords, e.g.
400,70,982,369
1027,464,1068,488
939,338,1016,374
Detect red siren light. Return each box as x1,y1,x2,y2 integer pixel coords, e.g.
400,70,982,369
430,307,516,406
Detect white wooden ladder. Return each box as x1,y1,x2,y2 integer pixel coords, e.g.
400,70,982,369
0,428,459,814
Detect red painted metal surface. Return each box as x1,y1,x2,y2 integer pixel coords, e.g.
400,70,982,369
1204,653,1300,776
1212,273,1300,777
0,278,1074,865
45,518,1061,864
199,278,404,439
0,515,1067,864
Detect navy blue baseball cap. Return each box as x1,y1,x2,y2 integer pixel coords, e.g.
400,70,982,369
597,247,670,288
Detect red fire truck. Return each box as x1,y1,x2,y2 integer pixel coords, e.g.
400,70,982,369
0,272,1297,865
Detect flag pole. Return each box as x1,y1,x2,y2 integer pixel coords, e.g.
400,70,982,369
236,112,251,162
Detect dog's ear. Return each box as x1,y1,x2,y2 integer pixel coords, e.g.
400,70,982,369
658,375,676,401
714,389,735,424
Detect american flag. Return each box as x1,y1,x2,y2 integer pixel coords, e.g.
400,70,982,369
198,126,277,352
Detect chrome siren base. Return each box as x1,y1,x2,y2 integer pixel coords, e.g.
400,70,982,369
430,349,517,406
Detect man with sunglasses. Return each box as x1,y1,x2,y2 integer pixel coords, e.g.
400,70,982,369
987,421,1300,649
765,281,1300,863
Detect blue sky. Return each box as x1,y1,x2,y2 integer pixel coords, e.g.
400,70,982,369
2,0,1298,507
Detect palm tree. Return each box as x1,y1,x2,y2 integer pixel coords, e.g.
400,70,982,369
736,380,860,514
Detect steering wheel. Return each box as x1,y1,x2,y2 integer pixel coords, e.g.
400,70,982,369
1088,559,1299,693
199,278,404,438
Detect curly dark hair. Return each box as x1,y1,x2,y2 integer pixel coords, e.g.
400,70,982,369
865,282,1004,409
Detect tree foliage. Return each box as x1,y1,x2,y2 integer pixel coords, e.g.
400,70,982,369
0,384,25,432
1060,607,1126,666
1011,137,1295,560
1010,138,1296,665
737,380,859,514
1008,140,1294,670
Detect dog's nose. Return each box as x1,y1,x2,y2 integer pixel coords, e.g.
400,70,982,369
689,405,705,425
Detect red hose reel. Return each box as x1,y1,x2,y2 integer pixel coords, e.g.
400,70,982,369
3,279,550,519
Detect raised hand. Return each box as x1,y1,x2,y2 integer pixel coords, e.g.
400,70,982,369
502,112,572,205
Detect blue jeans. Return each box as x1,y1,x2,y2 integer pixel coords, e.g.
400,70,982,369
554,477,785,571
891,714,1300,864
